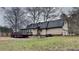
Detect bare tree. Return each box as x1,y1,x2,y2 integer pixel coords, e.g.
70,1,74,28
26,7,43,36
4,7,28,32
26,7,42,24
61,7,79,35
69,7,79,34
41,7,58,21
41,7,58,36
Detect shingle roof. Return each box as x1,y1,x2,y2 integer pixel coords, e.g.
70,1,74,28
27,19,64,29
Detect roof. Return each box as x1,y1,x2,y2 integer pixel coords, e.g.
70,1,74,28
27,19,64,29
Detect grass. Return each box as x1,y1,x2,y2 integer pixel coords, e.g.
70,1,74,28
0,36,79,51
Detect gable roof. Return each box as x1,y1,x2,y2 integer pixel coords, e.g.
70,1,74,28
27,19,64,29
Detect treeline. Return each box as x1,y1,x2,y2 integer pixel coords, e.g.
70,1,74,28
0,26,12,33
0,26,12,36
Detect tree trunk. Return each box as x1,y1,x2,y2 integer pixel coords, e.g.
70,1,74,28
46,24,48,36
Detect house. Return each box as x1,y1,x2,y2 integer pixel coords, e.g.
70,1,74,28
20,19,69,36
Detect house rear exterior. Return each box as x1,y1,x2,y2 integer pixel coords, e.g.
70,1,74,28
21,19,69,36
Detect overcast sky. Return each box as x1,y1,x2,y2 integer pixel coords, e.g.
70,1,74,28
0,7,73,26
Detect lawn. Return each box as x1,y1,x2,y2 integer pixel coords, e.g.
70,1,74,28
0,36,79,51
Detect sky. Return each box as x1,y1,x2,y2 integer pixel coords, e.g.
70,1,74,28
0,8,5,26
0,7,73,26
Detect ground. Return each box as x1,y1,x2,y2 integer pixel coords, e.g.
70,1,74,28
0,36,79,51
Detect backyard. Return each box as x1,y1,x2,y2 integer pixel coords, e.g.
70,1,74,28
0,36,79,51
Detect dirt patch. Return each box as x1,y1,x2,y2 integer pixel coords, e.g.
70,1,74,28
0,37,31,40
0,37,11,40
